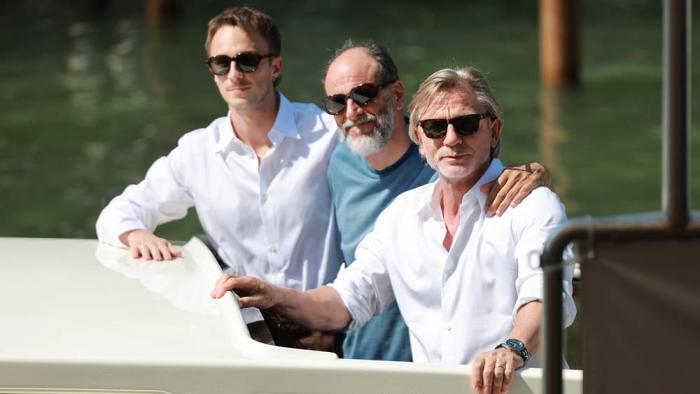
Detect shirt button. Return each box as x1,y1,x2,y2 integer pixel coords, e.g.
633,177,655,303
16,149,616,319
268,245,277,253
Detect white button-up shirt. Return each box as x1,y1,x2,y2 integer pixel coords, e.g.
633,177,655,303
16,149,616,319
96,94,343,291
330,159,576,366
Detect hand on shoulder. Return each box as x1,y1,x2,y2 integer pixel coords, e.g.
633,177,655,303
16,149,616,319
481,162,553,217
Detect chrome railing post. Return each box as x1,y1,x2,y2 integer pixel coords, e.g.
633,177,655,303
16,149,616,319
663,0,691,229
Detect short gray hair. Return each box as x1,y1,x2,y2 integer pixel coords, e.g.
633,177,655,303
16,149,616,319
323,39,399,85
408,67,503,157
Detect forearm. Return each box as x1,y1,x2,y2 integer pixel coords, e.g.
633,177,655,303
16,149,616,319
97,156,194,245
118,229,138,246
272,286,351,332
508,300,543,355
213,275,353,332
96,202,148,247
96,186,162,247
469,300,543,393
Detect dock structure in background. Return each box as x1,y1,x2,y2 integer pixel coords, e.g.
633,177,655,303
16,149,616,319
541,1,696,393
145,0,180,28
539,0,580,88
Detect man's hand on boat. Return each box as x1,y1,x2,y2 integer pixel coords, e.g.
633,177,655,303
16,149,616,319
470,347,523,394
211,273,283,310
481,161,552,217
211,274,346,355
119,229,182,261
211,273,352,332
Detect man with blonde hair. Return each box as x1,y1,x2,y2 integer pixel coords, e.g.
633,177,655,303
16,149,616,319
211,66,576,394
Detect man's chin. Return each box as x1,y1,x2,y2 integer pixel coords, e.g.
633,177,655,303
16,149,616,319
436,166,472,181
344,124,375,139
345,136,385,157
225,95,249,107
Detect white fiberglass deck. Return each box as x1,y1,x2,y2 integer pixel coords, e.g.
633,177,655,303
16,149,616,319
0,237,582,394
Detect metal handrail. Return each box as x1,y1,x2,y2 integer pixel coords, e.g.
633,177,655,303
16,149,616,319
541,216,700,394
540,1,694,393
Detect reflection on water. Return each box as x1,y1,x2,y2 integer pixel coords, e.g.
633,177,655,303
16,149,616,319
539,86,577,212
62,18,146,125
0,1,698,240
63,22,102,125
109,19,149,111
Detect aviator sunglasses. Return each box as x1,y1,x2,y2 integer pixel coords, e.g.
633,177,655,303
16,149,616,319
419,113,495,139
206,52,275,75
322,79,397,115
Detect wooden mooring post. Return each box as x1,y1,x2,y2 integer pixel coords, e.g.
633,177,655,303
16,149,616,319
146,0,180,27
540,0,580,88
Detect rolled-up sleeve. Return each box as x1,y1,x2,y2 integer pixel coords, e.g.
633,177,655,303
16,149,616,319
512,189,577,327
96,144,194,247
328,225,395,329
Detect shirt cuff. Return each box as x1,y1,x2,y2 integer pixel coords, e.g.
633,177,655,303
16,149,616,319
512,277,577,328
512,276,543,323
326,281,372,330
96,215,147,248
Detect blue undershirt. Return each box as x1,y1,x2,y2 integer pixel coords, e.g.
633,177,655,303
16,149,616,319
327,142,436,361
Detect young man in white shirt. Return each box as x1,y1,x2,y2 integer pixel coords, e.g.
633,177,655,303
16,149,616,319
211,67,576,394
97,6,343,293
97,6,349,352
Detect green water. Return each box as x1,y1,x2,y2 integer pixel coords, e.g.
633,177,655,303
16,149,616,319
1,0,698,370
1,1,698,238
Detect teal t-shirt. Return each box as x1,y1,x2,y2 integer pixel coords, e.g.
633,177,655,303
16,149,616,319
327,142,436,361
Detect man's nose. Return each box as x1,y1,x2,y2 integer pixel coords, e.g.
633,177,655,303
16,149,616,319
443,124,462,146
344,98,365,120
226,61,242,79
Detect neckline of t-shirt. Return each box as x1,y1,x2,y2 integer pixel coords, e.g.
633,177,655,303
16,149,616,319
366,143,419,177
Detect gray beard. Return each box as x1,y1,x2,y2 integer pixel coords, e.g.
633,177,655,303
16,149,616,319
342,99,395,157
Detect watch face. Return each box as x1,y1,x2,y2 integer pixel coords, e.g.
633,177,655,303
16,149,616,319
506,339,524,351
504,339,529,362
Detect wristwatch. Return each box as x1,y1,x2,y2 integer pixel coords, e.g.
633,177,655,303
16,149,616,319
496,338,530,366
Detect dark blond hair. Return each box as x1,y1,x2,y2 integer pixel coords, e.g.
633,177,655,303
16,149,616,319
205,6,282,85
408,67,502,157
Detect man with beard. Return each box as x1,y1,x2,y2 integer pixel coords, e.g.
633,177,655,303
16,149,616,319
211,66,576,394
320,41,552,362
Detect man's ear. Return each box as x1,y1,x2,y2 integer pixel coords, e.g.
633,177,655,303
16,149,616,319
271,56,283,82
392,80,405,109
417,141,427,160
414,126,425,153
490,118,503,148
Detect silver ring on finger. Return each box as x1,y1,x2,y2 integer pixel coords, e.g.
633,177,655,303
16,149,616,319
495,364,506,369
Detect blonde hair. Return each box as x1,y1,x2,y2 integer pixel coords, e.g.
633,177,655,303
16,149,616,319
408,67,502,157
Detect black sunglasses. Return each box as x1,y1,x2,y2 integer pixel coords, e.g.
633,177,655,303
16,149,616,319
205,52,275,75
419,113,494,139
322,80,397,115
